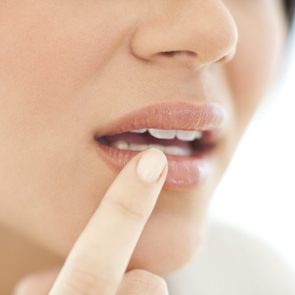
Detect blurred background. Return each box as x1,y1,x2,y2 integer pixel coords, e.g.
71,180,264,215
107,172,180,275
209,24,295,271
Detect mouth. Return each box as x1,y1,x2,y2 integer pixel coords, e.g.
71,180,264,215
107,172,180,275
94,101,227,191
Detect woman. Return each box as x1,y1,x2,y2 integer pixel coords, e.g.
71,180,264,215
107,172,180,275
0,0,294,294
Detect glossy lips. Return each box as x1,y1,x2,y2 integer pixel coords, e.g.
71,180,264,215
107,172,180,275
94,102,227,191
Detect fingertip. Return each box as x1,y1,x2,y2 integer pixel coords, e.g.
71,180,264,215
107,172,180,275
136,148,168,184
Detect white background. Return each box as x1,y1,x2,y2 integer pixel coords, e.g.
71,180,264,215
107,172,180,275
209,24,295,271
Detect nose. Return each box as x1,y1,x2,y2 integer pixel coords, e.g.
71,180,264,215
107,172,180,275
130,0,238,70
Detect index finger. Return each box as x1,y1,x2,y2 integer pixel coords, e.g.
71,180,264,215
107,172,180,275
49,148,168,295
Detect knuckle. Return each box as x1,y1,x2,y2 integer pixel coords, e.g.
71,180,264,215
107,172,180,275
105,197,147,221
14,268,60,295
13,275,36,295
62,263,114,295
125,269,168,295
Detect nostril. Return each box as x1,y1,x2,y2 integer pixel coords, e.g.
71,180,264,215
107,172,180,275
161,50,197,58
184,50,198,57
161,51,177,57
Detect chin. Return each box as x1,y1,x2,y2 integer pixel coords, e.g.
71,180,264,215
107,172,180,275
126,214,202,276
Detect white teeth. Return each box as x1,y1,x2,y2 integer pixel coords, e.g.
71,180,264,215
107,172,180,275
130,129,147,133
130,128,203,141
110,140,129,150
148,144,192,156
127,143,148,152
176,130,202,141
148,129,176,139
110,141,193,156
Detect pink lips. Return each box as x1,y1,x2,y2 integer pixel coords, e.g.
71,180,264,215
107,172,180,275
94,101,227,191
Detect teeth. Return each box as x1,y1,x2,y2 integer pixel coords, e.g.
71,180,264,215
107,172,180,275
110,140,129,150
130,128,147,133
176,130,202,141
110,141,193,156
130,128,202,141
158,145,192,156
148,129,176,139
148,144,192,156
128,143,148,152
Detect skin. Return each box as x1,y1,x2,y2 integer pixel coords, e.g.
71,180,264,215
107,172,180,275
0,0,288,293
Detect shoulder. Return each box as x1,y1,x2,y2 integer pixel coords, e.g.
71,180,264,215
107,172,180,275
165,220,295,295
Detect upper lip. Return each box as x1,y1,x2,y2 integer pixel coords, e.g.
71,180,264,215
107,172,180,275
94,101,227,138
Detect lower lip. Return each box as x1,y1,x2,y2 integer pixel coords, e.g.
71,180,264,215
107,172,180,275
95,143,213,191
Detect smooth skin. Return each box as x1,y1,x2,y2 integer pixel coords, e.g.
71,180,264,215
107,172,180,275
0,0,289,293
14,148,169,294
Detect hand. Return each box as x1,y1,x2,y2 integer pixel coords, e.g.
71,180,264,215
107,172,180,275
13,148,169,295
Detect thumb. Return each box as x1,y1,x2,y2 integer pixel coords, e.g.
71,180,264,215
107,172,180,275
13,266,61,295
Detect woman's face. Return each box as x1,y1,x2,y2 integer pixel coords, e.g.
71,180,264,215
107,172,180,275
0,0,288,275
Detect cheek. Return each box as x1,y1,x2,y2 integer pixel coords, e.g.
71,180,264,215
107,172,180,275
0,114,114,251
226,7,287,130
0,1,135,247
0,1,131,109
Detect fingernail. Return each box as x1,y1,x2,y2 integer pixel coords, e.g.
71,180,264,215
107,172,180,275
136,148,168,183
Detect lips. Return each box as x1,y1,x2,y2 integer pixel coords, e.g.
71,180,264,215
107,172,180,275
94,101,227,191
94,102,226,136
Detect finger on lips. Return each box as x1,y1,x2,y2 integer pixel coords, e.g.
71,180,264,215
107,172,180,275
46,148,168,294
